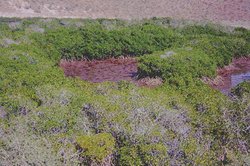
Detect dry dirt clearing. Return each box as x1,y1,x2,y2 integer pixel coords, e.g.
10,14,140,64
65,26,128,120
0,0,250,28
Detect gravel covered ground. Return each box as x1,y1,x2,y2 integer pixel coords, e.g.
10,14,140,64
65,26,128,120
0,0,250,28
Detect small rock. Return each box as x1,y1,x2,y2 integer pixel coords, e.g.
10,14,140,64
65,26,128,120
176,150,186,159
12,55,20,60
29,24,45,33
196,104,207,113
0,106,7,119
8,21,22,30
160,51,176,59
37,111,44,118
75,22,84,27
167,149,175,158
59,20,70,26
186,47,193,51
40,18,53,23
51,127,61,134
19,107,29,116
2,38,19,47
59,149,65,156
83,104,91,111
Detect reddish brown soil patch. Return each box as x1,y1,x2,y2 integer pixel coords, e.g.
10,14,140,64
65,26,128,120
60,57,138,83
60,57,163,88
204,56,250,94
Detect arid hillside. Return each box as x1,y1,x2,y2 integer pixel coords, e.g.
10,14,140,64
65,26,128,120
0,0,250,28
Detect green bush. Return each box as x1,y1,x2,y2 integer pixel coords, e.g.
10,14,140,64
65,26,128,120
41,24,179,60
180,24,228,36
76,133,115,163
138,48,216,87
190,36,250,66
231,81,250,99
118,143,167,166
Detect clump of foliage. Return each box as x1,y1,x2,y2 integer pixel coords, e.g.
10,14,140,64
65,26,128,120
76,133,115,165
42,24,179,60
231,81,250,99
138,48,217,87
119,143,168,165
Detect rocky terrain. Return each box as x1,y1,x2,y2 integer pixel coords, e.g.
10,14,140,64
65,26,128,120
0,0,250,28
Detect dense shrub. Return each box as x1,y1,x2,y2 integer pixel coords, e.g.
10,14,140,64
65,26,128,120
231,81,250,99
180,24,229,37
189,36,250,67
119,144,167,165
42,24,179,60
138,48,217,87
76,133,115,165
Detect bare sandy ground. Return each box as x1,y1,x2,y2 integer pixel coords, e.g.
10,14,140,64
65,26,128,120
0,0,250,28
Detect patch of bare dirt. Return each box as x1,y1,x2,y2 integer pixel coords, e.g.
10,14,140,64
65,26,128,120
1,0,250,28
60,57,138,83
60,57,163,88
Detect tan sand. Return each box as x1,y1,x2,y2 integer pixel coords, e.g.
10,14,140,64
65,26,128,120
0,0,250,28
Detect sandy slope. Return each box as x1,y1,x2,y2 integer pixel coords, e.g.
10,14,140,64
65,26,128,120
0,0,250,28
